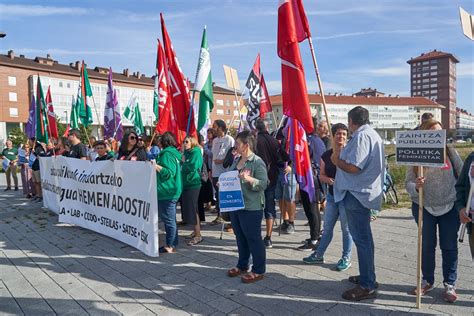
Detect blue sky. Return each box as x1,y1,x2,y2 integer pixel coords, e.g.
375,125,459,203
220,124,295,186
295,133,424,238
1,0,473,110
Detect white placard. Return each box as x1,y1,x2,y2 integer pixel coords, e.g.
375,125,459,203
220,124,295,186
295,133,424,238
40,156,159,257
218,170,245,212
395,129,446,167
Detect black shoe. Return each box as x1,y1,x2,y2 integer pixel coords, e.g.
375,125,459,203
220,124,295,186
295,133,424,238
4,187,11,191
348,275,379,289
264,236,273,249
297,240,317,251
282,223,295,234
14,187,18,191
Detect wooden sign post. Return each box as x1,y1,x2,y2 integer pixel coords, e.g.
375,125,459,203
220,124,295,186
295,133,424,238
395,129,446,309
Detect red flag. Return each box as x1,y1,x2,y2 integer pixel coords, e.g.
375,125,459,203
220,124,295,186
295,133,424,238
286,117,315,201
160,13,195,145
259,74,272,118
155,40,175,135
63,124,70,137
278,0,313,133
45,87,59,139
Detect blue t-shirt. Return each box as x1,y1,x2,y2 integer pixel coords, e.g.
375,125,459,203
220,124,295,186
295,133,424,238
334,124,384,210
307,134,326,168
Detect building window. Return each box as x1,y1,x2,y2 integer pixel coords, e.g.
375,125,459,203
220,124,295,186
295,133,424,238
67,83,71,88
225,100,231,106
430,65,437,70
59,81,63,88
216,109,224,115
8,92,17,102
216,99,224,106
9,108,18,117
430,84,437,88
226,109,231,115
8,76,16,86
422,61,429,65
430,71,437,76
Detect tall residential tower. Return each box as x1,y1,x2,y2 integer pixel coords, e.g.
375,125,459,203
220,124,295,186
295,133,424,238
407,50,459,130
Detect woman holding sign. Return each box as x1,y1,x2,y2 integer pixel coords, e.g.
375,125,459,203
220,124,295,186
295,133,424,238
226,130,268,283
405,119,463,303
155,132,183,254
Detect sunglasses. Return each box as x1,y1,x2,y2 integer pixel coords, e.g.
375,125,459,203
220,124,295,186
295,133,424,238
129,136,137,140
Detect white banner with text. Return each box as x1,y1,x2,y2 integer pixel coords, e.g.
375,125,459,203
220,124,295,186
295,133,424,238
40,156,159,257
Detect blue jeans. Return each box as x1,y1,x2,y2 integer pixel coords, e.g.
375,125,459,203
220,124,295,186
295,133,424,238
229,210,266,274
411,203,459,285
158,200,178,248
264,183,276,220
343,192,376,290
315,193,353,259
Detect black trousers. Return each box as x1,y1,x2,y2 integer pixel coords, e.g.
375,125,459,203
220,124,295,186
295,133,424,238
300,189,321,241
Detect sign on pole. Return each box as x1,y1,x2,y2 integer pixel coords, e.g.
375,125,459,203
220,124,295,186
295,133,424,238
395,129,446,167
395,129,446,308
218,171,244,212
223,65,240,91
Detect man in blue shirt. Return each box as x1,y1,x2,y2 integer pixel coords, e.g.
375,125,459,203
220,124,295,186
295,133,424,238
332,106,384,301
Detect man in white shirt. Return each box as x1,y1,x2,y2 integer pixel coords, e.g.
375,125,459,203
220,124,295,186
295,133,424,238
210,119,235,224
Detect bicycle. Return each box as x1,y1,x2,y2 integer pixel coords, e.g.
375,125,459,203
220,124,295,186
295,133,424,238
383,154,398,205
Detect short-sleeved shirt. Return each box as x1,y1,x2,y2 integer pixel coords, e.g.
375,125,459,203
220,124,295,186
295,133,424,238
211,134,234,177
334,124,384,210
68,143,88,159
2,148,18,161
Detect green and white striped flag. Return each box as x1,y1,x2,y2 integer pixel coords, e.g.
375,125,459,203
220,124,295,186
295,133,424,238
123,95,145,135
194,26,214,134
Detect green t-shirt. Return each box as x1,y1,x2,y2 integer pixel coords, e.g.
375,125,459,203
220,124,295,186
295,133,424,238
2,148,18,161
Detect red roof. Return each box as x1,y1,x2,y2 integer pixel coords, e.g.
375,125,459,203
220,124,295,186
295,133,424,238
269,94,444,108
407,50,459,64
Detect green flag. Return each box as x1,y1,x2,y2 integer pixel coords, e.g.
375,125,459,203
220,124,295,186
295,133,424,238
78,61,93,127
194,26,214,133
123,95,145,135
35,76,49,143
70,95,79,130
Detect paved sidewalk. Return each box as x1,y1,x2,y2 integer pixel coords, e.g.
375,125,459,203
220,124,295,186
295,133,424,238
0,182,472,315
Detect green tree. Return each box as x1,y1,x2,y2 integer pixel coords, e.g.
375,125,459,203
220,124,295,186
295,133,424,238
8,127,27,147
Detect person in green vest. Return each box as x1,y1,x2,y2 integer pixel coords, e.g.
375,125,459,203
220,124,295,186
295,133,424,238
1,139,19,191
181,136,204,246
154,132,182,254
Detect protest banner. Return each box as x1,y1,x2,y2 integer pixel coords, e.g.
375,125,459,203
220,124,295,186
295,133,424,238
40,156,159,257
395,129,446,308
218,170,244,212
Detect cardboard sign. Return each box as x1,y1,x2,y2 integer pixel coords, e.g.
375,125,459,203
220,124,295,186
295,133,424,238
395,130,446,167
218,170,245,212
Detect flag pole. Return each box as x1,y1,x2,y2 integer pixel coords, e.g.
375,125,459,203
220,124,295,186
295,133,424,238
186,90,197,136
307,37,332,141
228,86,249,133
416,166,424,309
91,95,103,139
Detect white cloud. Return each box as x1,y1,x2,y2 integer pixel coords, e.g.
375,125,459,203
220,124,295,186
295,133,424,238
458,62,473,77
210,41,275,50
0,4,91,17
263,80,349,94
123,8,215,22
342,65,409,77
315,28,438,40
11,48,154,56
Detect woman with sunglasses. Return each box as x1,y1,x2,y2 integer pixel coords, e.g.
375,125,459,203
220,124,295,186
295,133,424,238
181,136,204,246
155,132,183,253
117,131,147,161
226,130,268,283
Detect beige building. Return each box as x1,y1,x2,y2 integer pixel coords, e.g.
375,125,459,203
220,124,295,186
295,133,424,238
0,50,241,143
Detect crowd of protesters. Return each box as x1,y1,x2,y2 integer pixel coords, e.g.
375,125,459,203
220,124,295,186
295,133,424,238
1,107,472,302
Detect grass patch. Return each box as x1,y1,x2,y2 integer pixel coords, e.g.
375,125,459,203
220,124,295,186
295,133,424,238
382,144,474,210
